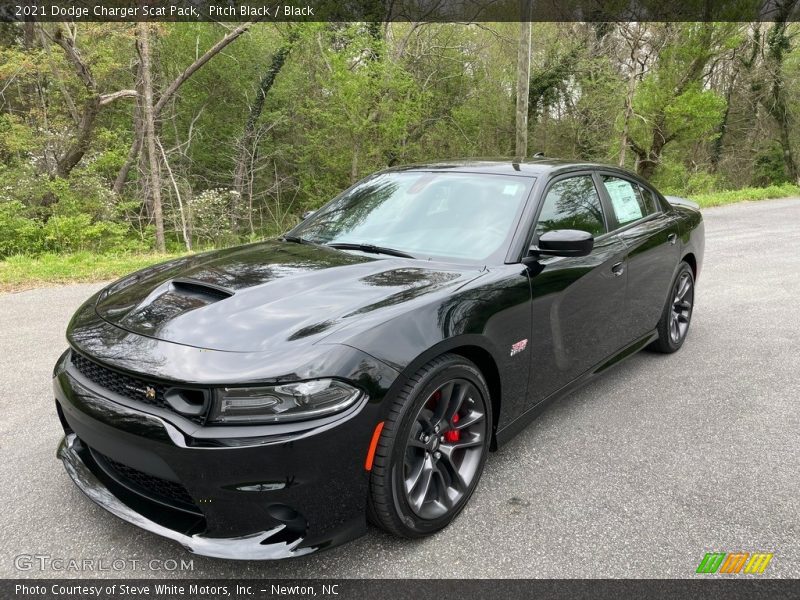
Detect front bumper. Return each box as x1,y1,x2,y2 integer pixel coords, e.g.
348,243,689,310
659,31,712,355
57,433,312,559
54,350,395,560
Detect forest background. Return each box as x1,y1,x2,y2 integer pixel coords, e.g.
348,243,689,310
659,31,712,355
2,18,799,286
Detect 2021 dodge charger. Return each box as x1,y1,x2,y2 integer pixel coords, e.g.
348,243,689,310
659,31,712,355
54,160,704,559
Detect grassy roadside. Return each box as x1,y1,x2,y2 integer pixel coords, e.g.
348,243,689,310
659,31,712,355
689,183,800,207
0,251,186,293
1,188,799,293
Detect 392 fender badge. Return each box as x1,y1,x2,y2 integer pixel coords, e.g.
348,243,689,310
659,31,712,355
510,339,528,356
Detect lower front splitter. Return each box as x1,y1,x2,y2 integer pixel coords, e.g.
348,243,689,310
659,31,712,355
57,433,316,560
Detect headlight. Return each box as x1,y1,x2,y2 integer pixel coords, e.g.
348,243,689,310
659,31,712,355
209,379,361,424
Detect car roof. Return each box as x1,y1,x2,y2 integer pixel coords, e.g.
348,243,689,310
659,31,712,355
386,158,624,178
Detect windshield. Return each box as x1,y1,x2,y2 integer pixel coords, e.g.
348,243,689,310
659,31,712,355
291,171,534,262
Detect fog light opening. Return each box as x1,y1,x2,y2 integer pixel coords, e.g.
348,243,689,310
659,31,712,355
264,503,307,545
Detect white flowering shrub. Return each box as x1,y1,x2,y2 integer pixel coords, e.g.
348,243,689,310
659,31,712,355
187,188,238,246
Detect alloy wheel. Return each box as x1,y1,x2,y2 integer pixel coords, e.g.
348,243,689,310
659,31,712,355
669,271,694,344
402,378,487,520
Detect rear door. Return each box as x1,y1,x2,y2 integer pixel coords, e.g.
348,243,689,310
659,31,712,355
526,172,630,406
596,173,681,340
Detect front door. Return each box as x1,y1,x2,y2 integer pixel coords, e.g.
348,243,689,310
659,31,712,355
526,174,630,406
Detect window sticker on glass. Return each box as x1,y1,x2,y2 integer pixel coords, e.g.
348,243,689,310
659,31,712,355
604,178,643,224
502,184,521,196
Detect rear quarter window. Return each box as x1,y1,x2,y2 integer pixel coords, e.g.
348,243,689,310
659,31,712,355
601,175,659,227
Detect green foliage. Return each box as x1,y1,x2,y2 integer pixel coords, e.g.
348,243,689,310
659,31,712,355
652,160,728,195
0,114,36,163
277,24,429,208
692,183,800,207
752,143,791,187
41,215,143,253
1,20,799,272
187,188,240,246
0,200,43,256
661,84,727,142
0,203,146,259
631,58,726,153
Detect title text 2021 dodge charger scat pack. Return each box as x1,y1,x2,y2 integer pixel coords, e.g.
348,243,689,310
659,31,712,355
54,160,704,559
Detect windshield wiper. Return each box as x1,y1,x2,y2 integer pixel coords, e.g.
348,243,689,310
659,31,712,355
327,242,416,259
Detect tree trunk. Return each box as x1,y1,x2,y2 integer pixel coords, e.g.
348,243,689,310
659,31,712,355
762,17,799,183
637,154,658,180
619,26,642,167
113,70,144,196
351,141,360,184
48,24,136,179
777,114,799,182
232,41,293,232
137,23,166,253
710,70,736,172
157,137,192,251
56,96,101,177
114,22,254,194
23,22,36,48
636,143,664,180
514,2,533,160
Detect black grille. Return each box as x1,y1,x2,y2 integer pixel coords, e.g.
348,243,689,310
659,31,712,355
92,450,199,512
70,353,206,424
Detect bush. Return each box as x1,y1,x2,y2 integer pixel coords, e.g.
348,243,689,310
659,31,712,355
0,199,147,258
0,114,36,165
652,160,728,195
0,200,44,257
752,143,790,187
188,188,239,246
42,215,137,253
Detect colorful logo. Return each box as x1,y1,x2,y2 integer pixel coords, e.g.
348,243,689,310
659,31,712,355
696,552,773,574
510,339,528,356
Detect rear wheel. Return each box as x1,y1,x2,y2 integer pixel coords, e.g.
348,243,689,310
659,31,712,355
368,354,491,538
649,261,695,353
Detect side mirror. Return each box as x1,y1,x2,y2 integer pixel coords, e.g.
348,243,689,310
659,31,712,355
301,210,315,220
523,229,594,265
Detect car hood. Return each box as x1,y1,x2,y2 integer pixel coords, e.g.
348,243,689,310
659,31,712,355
94,240,484,352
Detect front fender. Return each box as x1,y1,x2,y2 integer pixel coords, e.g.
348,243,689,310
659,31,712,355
328,268,533,432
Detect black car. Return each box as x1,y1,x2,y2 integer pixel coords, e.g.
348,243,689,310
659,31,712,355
54,160,704,559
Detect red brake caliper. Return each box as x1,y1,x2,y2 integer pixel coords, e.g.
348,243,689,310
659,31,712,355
444,412,460,443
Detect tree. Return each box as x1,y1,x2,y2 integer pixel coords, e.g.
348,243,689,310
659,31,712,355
617,23,649,167
137,23,165,252
3,19,800,257
42,24,136,178
626,23,730,179
231,28,297,232
515,2,532,159
758,1,799,182
113,22,254,195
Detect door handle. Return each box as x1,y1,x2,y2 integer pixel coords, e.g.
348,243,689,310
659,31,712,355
611,262,625,276
667,233,678,245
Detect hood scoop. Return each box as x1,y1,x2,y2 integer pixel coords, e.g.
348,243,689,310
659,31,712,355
171,277,234,301
112,278,235,336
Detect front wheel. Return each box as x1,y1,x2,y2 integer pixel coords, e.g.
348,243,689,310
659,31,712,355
649,261,695,353
367,354,491,538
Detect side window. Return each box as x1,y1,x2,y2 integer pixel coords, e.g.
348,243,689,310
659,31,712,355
601,175,657,227
639,185,663,214
534,175,606,241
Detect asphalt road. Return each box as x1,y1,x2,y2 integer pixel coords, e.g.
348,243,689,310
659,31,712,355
1,198,799,579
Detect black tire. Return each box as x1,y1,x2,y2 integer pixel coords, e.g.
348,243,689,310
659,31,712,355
367,353,492,538
648,261,695,353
